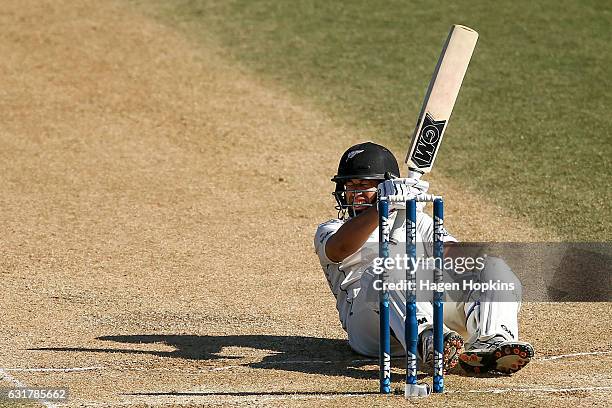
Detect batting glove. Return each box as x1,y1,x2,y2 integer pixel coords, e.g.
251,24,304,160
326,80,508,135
377,178,429,210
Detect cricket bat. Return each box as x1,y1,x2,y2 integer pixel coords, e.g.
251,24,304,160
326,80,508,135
405,25,478,178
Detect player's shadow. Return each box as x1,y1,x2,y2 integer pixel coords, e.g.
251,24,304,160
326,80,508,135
31,334,420,381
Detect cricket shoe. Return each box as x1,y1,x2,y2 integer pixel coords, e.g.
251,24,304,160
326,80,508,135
459,335,534,374
419,330,464,373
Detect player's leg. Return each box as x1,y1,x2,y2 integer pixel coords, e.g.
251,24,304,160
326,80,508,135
459,257,534,374
347,266,407,357
358,256,464,369
388,290,464,372
346,298,405,357
434,300,468,371
399,265,464,372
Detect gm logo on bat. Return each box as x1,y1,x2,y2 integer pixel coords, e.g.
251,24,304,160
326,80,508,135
411,113,446,168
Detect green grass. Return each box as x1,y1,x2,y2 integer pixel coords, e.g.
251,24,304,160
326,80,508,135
135,0,611,240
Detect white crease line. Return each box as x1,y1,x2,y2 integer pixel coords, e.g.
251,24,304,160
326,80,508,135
2,350,610,375
250,351,612,366
253,358,379,365
450,386,612,394
75,386,612,406
208,365,242,371
0,368,59,408
216,350,612,367
4,367,104,373
256,359,366,365
65,393,370,407
225,393,368,402
537,351,612,361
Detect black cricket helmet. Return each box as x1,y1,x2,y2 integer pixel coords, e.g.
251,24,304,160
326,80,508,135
332,142,400,217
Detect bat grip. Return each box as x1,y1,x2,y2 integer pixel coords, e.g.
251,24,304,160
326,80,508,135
384,172,397,180
407,169,424,180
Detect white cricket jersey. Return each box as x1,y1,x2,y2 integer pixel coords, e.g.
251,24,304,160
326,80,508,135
314,210,457,331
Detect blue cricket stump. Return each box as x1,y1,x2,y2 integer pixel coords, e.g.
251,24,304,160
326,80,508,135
404,199,427,397
433,198,445,393
378,199,391,394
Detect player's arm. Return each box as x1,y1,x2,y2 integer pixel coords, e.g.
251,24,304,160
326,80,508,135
326,178,430,262
325,206,379,263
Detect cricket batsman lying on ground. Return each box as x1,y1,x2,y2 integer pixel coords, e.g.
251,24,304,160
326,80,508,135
314,141,534,375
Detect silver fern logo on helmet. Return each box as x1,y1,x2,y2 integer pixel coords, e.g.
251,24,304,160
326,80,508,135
346,149,365,160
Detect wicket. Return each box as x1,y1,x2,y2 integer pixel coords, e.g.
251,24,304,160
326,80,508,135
378,196,445,397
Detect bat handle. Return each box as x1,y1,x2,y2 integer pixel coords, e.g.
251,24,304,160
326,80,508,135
384,172,398,180
407,169,424,180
